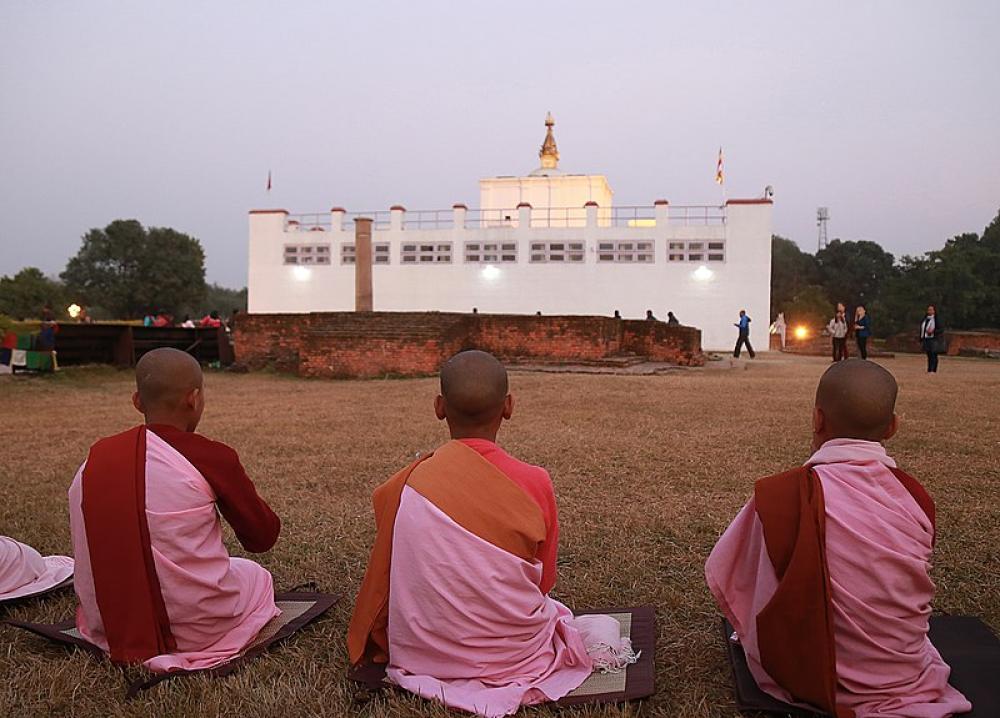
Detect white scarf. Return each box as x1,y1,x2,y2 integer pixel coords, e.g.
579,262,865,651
921,315,935,338
806,438,897,469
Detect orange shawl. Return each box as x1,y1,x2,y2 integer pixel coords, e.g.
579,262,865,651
346,440,545,667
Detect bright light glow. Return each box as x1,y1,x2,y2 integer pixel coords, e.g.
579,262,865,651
292,266,312,282
480,264,501,281
692,265,714,281
794,326,809,340
67,304,82,319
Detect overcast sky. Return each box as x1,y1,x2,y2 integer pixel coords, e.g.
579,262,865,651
1,1,998,288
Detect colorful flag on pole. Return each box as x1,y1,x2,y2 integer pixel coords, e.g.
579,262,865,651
266,170,272,192
715,148,724,185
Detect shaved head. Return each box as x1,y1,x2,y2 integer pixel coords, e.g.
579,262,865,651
816,360,898,441
135,348,203,411
439,350,509,426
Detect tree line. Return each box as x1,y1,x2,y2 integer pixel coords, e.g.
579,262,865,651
0,219,246,321
771,208,1000,337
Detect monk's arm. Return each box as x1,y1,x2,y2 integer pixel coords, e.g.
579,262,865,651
537,472,560,595
147,426,281,551
208,450,281,553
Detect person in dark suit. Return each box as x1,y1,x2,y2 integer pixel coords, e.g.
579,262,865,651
920,305,944,373
854,305,872,360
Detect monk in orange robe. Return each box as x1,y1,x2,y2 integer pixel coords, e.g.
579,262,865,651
706,360,971,717
69,348,281,672
348,350,599,717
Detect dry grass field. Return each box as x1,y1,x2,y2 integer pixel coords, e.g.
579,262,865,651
1,354,998,717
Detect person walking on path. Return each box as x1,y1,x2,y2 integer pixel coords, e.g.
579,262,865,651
854,306,872,359
828,306,849,362
920,305,944,373
733,310,755,359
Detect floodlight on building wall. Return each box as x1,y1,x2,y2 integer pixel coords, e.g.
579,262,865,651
481,265,501,281
292,266,312,282
692,265,714,281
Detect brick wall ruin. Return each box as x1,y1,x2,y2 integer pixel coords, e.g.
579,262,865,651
234,312,703,378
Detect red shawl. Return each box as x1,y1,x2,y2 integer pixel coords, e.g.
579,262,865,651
81,425,176,663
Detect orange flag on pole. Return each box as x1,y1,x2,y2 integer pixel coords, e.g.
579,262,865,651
715,148,724,185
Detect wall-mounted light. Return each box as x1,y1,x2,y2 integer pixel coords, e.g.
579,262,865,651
692,265,713,281
481,265,501,281
292,266,312,282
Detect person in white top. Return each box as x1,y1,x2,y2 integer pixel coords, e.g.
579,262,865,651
920,304,943,373
827,306,849,362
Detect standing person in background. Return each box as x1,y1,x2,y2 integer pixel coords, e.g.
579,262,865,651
667,311,680,326
854,306,871,359
920,305,944,373
771,312,787,349
827,307,849,362
733,310,755,359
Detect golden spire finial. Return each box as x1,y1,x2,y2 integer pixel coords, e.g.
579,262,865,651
539,112,559,169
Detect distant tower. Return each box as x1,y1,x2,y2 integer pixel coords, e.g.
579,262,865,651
538,112,559,170
817,207,830,251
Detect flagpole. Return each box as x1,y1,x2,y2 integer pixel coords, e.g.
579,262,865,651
716,146,726,207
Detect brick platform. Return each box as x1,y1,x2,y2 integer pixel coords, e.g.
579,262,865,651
886,330,1000,357
234,312,703,378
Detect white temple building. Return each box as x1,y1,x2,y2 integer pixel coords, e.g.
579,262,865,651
247,115,773,350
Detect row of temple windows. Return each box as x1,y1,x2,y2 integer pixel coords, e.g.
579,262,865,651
282,240,725,265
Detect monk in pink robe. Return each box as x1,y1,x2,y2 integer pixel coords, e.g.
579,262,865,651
706,359,971,717
69,348,281,673
348,351,632,717
0,537,73,601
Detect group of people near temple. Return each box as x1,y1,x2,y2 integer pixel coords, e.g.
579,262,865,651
1,347,974,716
143,309,231,329
825,302,873,361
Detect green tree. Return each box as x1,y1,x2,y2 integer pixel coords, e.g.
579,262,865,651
770,235,819,318
61,220,207,319
0,267,69,320
783,284,832,330
879,212,1000,336
815,239,897,308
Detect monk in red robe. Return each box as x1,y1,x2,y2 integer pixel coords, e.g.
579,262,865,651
69,348,281,672
348,351,611,717
706,360,971,717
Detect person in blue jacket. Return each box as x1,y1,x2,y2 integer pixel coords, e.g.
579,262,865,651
733,309,755,359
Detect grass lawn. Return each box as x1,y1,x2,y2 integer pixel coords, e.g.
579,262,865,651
1,353,997,717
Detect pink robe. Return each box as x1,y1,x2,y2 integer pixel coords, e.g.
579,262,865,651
706,439,971,717
0,537,73,601
386,484,592,717
69,428,279,672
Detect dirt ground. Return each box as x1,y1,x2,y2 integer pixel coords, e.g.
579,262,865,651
1,353,997,717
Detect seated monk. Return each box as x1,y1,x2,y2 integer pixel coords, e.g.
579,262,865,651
68,348,281,673
0,536,73,601
348,350,600,717
706,359,971,717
